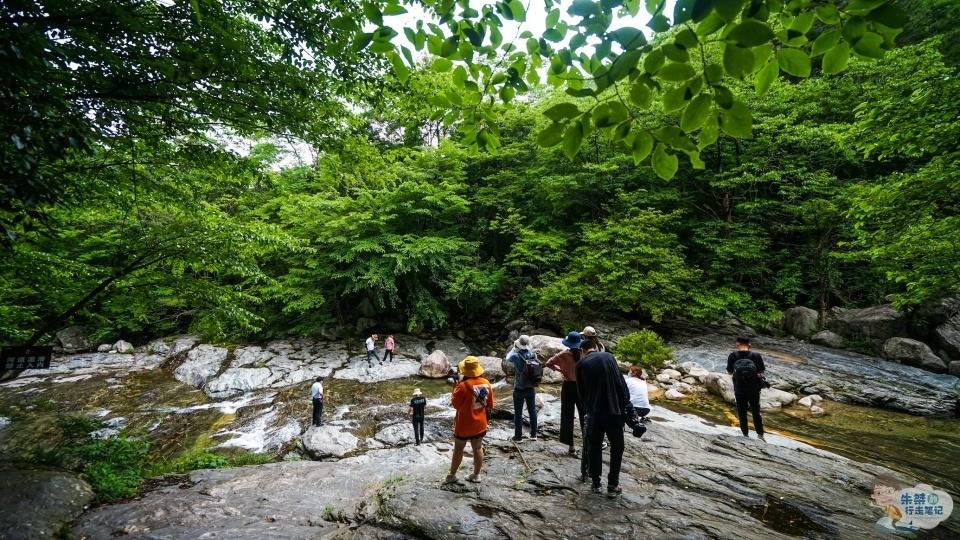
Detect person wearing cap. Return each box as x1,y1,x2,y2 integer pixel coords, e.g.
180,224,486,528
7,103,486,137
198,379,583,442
581,326,606,352
506,334,540,442
446,356,494,484
408,388,428,445
546,331,585,457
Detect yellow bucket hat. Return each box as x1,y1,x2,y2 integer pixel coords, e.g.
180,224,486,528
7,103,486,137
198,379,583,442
458,356,484,378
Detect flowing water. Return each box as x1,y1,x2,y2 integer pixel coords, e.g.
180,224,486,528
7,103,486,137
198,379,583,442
659,393,960,499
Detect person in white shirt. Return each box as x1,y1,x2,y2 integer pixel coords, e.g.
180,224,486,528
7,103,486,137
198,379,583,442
624,366,650,421
310,376,324,427
365,334,380,365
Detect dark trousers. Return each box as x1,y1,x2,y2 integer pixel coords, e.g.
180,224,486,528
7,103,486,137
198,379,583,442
735,390,764,436
366,349,380,363
312,397,323,426
384,349,394,362
513,387,537,438
412,417,424,444
559,381,583,446
586,413,625,487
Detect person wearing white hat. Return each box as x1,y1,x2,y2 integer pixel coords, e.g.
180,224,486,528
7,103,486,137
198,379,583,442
506,335,542,442
581,326,606,352
408,388,427,445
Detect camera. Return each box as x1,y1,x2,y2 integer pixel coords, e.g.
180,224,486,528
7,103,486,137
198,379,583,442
759,374,772,389
446,366,461,384
625,409,647,439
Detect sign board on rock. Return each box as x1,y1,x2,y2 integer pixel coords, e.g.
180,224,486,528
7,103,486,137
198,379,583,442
1,345,53,370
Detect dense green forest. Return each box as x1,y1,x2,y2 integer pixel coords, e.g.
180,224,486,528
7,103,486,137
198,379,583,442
1,0,958,344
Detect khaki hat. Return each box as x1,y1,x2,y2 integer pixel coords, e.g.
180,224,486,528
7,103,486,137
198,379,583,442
515,335,532,351
412,388,422,396
581,326,598,337
459,356,484,378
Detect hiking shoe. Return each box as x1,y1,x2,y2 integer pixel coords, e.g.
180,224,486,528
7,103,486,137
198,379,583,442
579,473,588,483
511,436,523,442
530,435,538,441
758,434,767,442
591,483,602,494
607,485,622,498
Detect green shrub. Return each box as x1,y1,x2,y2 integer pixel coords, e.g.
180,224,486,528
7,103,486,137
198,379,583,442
614,330,673,369
74,437,150,502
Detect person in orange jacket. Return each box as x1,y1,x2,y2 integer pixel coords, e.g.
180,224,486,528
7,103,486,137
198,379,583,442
445,356,494,484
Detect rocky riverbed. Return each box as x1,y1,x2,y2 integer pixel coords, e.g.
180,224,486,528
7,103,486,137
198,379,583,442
0,331,958,538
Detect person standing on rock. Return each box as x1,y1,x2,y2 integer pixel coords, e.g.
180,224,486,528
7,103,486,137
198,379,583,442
726,336,766,442
384,335,395,363
506,335,542,442
408,388,427,445
546,331,585,457
365,334,380,365
576,340,631,497
311,376,324,427
624,366,651,421
581,326,606,352
446,356,494,484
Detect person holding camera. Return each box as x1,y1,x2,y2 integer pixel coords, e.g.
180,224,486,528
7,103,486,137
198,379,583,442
445,356,494,484
576,340,632,497
726,336,767,441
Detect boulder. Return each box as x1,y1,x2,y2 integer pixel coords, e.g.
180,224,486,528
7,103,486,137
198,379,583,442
173,344,228,388
760,388,799,410
0,467,94,539
301,423,360,459
828,305,905,343
97,344,112,353
475,356,505,380
113,340,135,354
704,372,736,403
430,337,470,364
679,362,708,379
55,326,91,352
810,405,825,417
506,335,565,362
882,337,947,373
783,306,819,338
934,315,960,360
419,350,451,379
655,373,674,384
811,330,845,348
664,388,687,400
231,345,273,368
504,319,527,331
204,367,275,399
660,368,682,380
798,394,823,408
705,372,796,409
951,361,960,377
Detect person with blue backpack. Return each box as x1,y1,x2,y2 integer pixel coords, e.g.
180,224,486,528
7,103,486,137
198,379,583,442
726,336,767,442
507,334,543,442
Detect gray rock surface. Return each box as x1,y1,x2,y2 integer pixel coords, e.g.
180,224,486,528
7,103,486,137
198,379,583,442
950,361,960,376
811,330,845,348
475,356,505,380
828,305,905,343
173,344,228,388
783,306,819,338
204,367,274,398
419,350,451,378
72,421,953,539
55,325,91,352
431,337,471,364
301,422,360,459
334,357,421,383
679,336,959,416
934,315,960,360
882,337,947,373
0,467,94,539
702,372,798,410
113,339,135,354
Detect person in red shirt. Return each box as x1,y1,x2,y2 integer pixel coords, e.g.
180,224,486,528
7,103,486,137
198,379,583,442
445,356,494,484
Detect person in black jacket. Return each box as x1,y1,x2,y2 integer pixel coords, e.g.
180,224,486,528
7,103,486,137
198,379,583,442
726,336,766,441
575,340,632,497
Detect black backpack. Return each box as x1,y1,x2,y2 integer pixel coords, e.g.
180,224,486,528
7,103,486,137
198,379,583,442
521,351,544,385
733,354,758,388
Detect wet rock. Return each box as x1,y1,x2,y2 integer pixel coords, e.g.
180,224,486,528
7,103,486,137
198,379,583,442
828,305,905,343
783,306,819,338
167,335,199,357
0,466,94,539
660,368,682,380
704,372,797,409
334,357,421,383
679,337,959,416
760,388,798,410
882,337,947,373
797,394,823,408
810,405,825,416
373,421,447,447
231,345,272,368
173,344,228,388
934,315,960,360
811,330,845,348
96,343,112,353
704,372,736,402
55,325,92,353
113,340,135,354
655,373,674,384
204,368,274,399
679,361,708,379
419,350,451,379
475,356,505,380
301,423,360,459
665,388,687,399
951,361,960,376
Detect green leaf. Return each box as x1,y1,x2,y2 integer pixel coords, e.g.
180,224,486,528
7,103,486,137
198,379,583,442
853,32,885,59
611,27,647,50
681,93,712,132
726,20,775,47
537,123,564,147
791,13,815,34
675,28,699,49
812,29,841,57
651,144,679,179
867,4,908,29
363,3,383,26
776,48,811,77
630,81,652,107
388,52,409,83
719,100,752,137
592,101,630,128
662,85,689,112
644,48,665,74
723,43,755,79
658,62,696,82
543,102,581,122
546,8,560,28
754,57,778,95
822,42,850,74
648,14,670,32
562,121,584,159
432,57,452,72
698,117,720,148
631,131,654,164
815,5,840,24
714,0,743,22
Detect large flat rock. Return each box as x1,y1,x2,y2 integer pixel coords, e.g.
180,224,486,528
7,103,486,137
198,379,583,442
675,336,959,416
0,467,94,539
